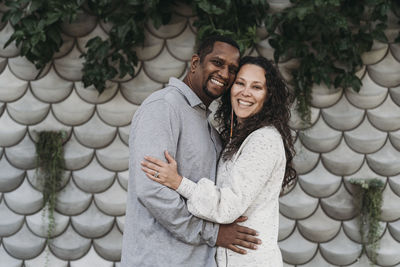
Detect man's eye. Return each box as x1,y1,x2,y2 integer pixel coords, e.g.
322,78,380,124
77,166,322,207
213,60,222,66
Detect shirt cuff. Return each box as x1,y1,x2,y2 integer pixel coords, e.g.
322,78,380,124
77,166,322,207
176,177,196,199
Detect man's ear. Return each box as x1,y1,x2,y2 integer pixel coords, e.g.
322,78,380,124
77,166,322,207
190,54,200,73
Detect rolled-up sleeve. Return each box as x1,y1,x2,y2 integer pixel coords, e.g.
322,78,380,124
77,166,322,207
130,99,219,246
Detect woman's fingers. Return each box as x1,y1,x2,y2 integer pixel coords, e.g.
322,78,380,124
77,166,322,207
144,156,166,167
141,160,160,172
164,151,176,164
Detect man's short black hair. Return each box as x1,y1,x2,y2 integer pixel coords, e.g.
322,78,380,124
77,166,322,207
196,35,240,62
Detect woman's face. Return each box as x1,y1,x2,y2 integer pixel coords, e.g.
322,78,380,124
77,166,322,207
230,64,268,123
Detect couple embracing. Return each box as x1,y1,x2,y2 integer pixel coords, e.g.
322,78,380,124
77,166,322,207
121,35,296,267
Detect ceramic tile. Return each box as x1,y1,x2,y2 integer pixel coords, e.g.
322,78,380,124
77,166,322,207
73,159,115,193
0,22,20,58
74,114,116,148
49,225,91,260
367,95,400,131
96,91,138,127
7,89,49,125
52,90,95,126
8,56,50,81
75,81,118,104
297,206,341,242
61,11,97,37
56,179,91,216
345,72,388,109
0,66,28,102
298,162,342,198
54,45,85,81
0,157,24,192
120,69,163,105
3,178,42,214
322,96,365,131
279,183,319,220
368,51,400,87
166,26,196,61
71,202,114,238
30,67,73,103
96,136,129,172
320,184,357,220
299,118,342,153
279,228,318,265
319,229,362,265
93,225,122,261
2,224,46,259
0,200,23,237
94,181,127,216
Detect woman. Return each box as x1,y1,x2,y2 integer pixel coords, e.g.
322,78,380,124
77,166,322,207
141,56,296,266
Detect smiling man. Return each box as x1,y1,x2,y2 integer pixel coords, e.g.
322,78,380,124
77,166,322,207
121,36,260,267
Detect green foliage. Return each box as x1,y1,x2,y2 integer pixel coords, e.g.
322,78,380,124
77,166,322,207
192,0,269,53
35,131,66,241
349,178,385,265
2,0,400,116
266,0,400,123
1,0,84,70
81,0,175,93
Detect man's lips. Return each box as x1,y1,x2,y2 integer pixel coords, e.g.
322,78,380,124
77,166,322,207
210,78,226,87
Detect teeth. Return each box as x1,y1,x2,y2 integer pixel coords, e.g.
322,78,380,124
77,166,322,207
238,100,252,106
211,78,224,87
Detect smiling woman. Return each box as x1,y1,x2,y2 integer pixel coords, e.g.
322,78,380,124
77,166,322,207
231,64,268,123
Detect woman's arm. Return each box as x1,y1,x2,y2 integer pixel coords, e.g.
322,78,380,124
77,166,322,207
142,128,285,224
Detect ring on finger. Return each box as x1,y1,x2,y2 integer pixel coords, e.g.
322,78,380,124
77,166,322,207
154,171,159,178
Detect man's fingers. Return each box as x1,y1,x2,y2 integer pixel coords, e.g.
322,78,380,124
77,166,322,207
233,238,258,250
236,232,261,246
234,216,247,223
227,244,247,255
236,224,258,236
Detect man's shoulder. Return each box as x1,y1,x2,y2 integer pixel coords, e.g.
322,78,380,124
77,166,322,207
141,85,188,109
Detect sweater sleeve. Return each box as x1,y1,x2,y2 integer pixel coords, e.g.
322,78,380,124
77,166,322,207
176,128,284,224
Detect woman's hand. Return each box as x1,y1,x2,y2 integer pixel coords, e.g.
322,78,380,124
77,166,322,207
141,151,183,190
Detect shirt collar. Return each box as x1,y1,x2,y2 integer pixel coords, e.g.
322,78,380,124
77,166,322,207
168,77,207,110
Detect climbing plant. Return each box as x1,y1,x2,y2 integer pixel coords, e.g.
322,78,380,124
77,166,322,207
35,131,66,242
1,0,400,120
266,0,400,122
349,178,385,265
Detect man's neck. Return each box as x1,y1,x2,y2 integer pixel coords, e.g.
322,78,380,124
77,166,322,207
183,76,212,108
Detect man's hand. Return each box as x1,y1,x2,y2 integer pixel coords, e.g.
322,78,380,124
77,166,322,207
216,216,261,254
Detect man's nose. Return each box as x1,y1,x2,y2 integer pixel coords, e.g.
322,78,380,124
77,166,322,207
219,66,229,79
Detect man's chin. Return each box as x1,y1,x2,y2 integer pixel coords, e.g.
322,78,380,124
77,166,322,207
203,87,226,99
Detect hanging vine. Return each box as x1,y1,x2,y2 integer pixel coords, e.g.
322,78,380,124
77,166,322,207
1,0,400,120
35,131,66,241
349,178,385,265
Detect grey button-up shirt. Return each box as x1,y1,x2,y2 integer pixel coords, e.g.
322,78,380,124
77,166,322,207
121,78,222,267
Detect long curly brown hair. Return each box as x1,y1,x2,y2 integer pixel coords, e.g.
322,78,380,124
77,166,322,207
215,56,297,188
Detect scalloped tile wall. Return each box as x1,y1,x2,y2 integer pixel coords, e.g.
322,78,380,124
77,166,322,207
0,3,399,266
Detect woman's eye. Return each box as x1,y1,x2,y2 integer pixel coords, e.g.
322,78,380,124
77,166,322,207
235,81,244,86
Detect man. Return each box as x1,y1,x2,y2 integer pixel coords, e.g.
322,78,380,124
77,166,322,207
121,36,260,267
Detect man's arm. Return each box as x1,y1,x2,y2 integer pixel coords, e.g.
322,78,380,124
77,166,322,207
130,99,217,245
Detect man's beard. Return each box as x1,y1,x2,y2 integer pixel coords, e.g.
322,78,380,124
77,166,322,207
202,83,223,99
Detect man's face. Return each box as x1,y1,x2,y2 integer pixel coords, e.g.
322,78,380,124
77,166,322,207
191,42,240,103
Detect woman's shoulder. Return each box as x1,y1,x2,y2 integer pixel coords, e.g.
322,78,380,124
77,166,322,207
247,126,282,143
